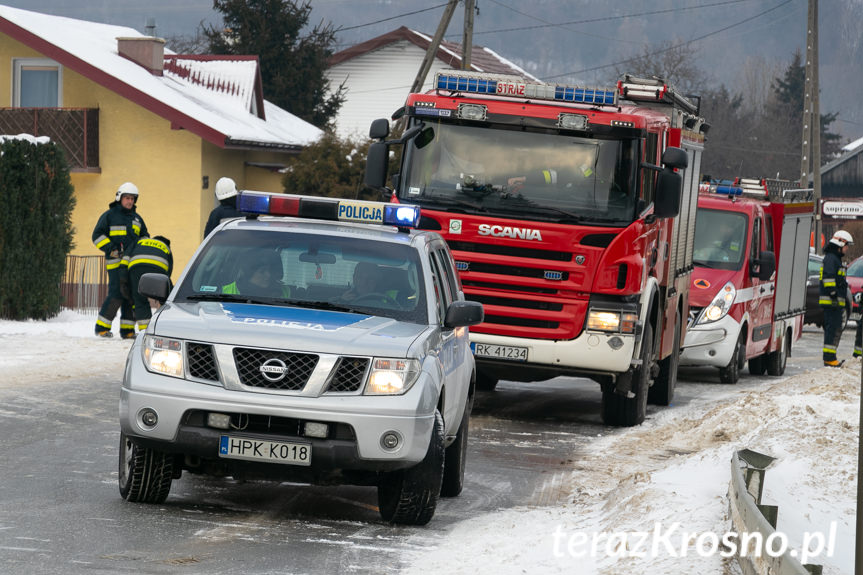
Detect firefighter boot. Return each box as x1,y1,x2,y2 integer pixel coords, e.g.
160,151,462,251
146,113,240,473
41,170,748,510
824,359,845,368
95,330,113,338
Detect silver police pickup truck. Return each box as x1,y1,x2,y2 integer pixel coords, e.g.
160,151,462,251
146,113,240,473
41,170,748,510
118,192,483,525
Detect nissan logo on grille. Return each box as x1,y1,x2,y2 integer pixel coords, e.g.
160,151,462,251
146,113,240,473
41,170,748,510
259,358,289,382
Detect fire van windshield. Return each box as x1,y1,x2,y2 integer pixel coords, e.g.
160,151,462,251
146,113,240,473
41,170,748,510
400,123,638,225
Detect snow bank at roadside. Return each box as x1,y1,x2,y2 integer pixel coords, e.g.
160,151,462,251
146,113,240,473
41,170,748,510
403,368,858,575
0,311,131,387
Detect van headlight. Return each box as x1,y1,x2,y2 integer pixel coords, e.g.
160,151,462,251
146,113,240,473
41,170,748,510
142,335,184,378
697,282,736,325
364,358,420,395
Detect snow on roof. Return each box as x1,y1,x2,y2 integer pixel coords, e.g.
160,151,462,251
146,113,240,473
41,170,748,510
0,4,322,149
842,135,863,152
329,26,538,81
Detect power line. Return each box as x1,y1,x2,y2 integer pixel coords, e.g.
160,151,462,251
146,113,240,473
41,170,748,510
337,2,450,33
457,0,757,37
541,0,793,80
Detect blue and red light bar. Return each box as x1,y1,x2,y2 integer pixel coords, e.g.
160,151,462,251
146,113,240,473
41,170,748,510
237,191,421,228
434,71,618,106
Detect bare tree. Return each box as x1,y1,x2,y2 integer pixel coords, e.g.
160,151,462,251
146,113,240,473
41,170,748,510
612,40,709,95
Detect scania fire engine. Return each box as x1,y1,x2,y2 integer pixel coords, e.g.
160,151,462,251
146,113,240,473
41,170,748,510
365,71,710,426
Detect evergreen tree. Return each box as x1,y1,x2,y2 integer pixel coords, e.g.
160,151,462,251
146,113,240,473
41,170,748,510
203,0,345,129
774,50,843,164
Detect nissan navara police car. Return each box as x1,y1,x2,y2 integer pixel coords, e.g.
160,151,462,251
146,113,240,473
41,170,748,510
118,192,483,525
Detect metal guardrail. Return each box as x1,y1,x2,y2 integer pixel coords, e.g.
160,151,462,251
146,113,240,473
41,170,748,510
728,449,822,575
60,255,106,314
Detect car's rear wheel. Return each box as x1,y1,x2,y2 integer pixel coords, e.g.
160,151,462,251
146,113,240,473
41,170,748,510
118,433,173,503
378,410,444,525
767,329,791,376
440,395,472,498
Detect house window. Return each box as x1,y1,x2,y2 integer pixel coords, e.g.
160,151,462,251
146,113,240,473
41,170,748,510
13,59,62,107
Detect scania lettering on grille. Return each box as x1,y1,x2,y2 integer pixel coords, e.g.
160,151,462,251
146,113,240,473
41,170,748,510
260,358,289,382
477,223,542,240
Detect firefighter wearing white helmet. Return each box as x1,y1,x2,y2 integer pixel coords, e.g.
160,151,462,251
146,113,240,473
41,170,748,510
91,182,149,338
820,229,854,366
204,177,243,239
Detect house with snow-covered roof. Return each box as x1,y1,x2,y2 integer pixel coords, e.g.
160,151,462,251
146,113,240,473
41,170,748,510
0,4,322,270
326,26,537,139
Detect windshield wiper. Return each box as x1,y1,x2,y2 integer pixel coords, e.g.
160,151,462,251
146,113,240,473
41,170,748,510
413,192,486,212
186,293,273,305
692,259,723,269
294,300,359,314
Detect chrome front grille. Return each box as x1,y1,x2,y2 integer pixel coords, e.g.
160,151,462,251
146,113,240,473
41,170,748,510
326,357,370,393
233,347,319,391
187,342,219,381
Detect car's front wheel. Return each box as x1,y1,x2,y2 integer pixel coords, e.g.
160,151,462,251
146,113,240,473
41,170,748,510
377,411,445,525
118,433,174,503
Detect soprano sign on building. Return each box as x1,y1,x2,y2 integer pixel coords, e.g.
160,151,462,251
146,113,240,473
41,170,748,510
822,200,863,219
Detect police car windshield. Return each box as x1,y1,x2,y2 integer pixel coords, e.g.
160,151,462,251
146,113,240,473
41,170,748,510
400,123,638,225
176,230,428,324
693,209,749,271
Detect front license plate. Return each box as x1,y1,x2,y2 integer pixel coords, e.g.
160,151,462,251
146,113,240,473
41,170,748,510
219,436,311,466
472,343,528,361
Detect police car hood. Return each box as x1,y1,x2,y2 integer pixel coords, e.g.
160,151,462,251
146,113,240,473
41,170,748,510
152,301,429,356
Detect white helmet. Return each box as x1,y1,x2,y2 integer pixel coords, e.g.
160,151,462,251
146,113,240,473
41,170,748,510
215,177,238,201
830,230,854,247
115,182,139,202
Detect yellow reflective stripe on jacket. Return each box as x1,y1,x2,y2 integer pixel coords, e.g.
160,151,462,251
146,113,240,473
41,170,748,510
128,256,170,272
133,224,141,235
94,235,110,249
136,238,170,253
822,279,836,287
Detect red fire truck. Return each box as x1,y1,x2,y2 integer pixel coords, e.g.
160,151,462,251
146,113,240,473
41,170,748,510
365,71,709,426
680,178,812,382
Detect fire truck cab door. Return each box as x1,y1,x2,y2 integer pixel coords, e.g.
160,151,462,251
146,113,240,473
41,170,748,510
748,213,773,357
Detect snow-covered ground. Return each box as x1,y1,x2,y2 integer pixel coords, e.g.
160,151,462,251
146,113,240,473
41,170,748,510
0,311,857,574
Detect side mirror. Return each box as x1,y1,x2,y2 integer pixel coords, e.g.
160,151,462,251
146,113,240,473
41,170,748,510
369,118,390,140
364,141,389,190
661,146,689,170
444,300,484,329
652,146,688,219
752,250,776,281
138,272,171,303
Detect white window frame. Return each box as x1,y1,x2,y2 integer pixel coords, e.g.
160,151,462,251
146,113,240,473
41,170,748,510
12,58,62,107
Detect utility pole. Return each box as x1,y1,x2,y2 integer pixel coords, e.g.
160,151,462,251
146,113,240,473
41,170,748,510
801,0,822,254
462,0,475,70
407,0,458,96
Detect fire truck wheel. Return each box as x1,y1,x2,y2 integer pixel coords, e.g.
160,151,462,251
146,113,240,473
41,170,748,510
476,371,498,392
601,322,652,427
719,332,744,384
649,315,679,406
748,354,768,375
766,329,790,376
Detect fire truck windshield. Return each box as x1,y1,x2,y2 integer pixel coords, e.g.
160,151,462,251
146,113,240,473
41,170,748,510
400,123,638,225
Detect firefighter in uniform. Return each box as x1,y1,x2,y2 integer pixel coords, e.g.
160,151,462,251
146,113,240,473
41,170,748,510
204,177,242,238
120,235,173,333
91,182,149,338
820,230,854,366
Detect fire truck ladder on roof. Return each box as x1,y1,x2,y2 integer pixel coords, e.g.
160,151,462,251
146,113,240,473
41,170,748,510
618,75,698,115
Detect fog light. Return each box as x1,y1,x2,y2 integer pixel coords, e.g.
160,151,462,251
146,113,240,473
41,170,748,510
304,421,329,438
380,432,401,451
140,408,158,428
207,412,231,429
608,336,624,350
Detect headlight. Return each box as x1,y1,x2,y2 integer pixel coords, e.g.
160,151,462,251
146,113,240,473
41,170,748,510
586,310,638,333
697,282,736,325
142,335,184,378
364,358,420,395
